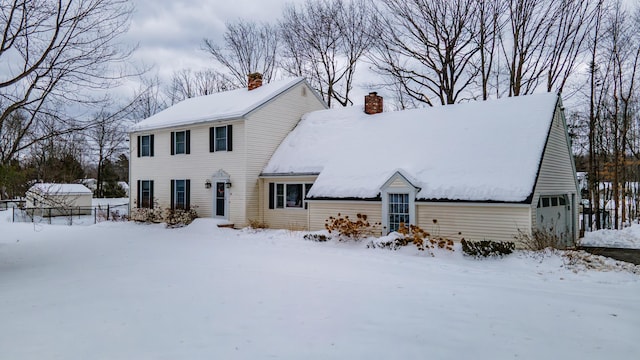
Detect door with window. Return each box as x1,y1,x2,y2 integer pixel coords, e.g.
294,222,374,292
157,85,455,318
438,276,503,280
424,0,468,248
215,182,226,217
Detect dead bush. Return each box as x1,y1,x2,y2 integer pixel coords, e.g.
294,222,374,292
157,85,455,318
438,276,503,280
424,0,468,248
515,228,566,250
397,221,456,254
325,213,381,240
248,219,269,229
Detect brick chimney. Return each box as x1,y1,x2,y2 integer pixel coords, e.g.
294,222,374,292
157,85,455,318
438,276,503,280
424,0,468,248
364,92,383,114
248,73,263,90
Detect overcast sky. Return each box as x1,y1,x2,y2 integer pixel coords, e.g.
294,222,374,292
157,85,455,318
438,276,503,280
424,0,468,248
123,0,292,84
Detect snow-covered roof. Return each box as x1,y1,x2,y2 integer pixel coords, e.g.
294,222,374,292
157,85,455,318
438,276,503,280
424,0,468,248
263,93,560,202
29,183,93,195
131,77,306,132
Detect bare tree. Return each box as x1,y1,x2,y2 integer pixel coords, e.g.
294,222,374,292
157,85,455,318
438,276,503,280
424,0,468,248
499,0,559,96
165,69,236,105
86,108,129,198
129,74,167,122
371,0,480,106
0,0,134,165
280,0,373,107
202,20,280,86
474,0,507,100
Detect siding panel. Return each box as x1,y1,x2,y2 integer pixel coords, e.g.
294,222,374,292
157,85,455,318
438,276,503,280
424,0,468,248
308,201,383,236
416,203,531,243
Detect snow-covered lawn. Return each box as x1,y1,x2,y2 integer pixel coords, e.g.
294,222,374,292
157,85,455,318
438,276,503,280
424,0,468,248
581,224,640,249
1,210,638,360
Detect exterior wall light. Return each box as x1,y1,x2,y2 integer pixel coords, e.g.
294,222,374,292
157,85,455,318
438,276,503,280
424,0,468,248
205,180,212,189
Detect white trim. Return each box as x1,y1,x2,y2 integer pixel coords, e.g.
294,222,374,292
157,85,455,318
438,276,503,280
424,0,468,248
380,173,417,233
212,169,231,220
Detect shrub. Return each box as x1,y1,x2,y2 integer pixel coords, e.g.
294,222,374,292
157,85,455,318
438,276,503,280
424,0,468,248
366,236,410,250
325,213,381,240
303,233,330,242
130,199,164,223
515,228,566,250
248,219,269,229
164,206,198,228
461,239,515,258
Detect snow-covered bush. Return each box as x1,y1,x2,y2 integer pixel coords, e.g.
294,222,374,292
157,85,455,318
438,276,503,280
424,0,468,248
325,213,381,240
164,206,198,228
130,199,164,223
461,239,515,258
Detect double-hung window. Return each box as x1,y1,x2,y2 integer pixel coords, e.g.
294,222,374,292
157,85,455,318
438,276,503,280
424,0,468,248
209,125,233,152
137,180,154,208
171,179,191,210
171,130,190,155
137,135,154,157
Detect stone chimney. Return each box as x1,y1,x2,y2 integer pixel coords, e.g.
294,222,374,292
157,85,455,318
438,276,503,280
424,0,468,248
364,92,383,114
248,73,263,90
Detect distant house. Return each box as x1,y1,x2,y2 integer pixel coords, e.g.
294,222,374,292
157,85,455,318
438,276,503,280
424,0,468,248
129,74,327,222
262,92,580,244
26,183,93,216
130,74,579,245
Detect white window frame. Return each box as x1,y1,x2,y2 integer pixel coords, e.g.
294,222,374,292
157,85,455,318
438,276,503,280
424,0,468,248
174,130,186,154
215,126,227,151
139,180,153,208
380,172,418,234
173,179,187,210
140,135,151,157
273,183,311,210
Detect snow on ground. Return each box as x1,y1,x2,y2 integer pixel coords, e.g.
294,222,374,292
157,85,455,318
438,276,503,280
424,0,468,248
1,209,638,360
581,224,640,249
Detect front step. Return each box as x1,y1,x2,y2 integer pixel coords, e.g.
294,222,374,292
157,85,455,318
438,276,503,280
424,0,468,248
217,223,235,229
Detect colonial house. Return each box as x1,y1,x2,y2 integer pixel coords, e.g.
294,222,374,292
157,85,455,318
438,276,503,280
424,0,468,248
130,75,580,244
129,75,327,223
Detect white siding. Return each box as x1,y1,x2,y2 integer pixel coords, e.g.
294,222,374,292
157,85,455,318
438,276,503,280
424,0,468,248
308,201,383,236
245,82,326,223
416,203,531,243
530,103,580,240
130,120,247,224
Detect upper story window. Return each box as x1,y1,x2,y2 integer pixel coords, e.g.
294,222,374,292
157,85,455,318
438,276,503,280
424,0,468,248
209,125,233,152
171,130,190,155
137,135,154,157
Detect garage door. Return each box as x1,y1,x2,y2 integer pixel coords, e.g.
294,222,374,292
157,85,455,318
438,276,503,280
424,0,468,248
536,195,570,240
